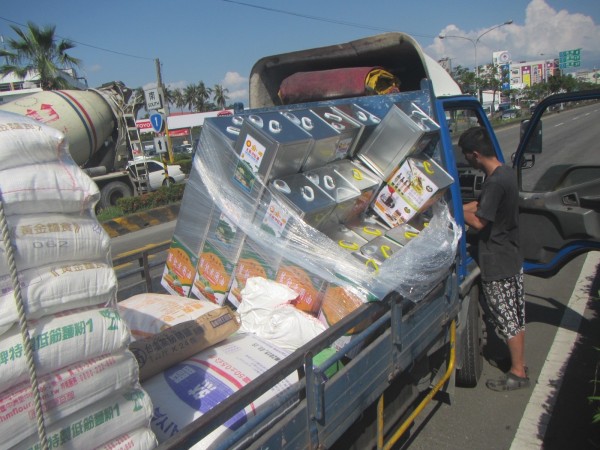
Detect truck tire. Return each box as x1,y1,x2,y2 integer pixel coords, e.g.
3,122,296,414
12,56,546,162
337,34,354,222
456,285,483,387
99,181,132,209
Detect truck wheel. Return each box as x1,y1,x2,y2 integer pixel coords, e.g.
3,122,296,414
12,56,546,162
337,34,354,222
456,285,483,387
99,181,132,209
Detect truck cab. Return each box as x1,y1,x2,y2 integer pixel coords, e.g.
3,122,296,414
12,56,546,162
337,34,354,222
160,33,600,449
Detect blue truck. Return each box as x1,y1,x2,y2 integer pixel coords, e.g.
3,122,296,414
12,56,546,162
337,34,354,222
158,32,600,449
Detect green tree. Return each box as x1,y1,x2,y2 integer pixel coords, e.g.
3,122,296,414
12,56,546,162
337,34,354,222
183,84,198,111
0,22,81,90
449,65,476,95
172,88,186,112
213,84,230,110
194,81,213,112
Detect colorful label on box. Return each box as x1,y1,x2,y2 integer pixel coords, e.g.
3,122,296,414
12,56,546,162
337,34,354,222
233,134,266,193
372,184,416,227
276,260,328,316
388,158,438,210
161,237,198,297
260,198,292,238
192,240,237,305
228,239,281,307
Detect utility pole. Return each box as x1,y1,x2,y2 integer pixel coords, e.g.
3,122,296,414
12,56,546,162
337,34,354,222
155,58,174,164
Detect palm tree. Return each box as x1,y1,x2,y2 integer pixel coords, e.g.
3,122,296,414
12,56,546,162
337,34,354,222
195,81,213,112
213,84,230,110
183,84,198,111
0,22,81,90
172,88,186,112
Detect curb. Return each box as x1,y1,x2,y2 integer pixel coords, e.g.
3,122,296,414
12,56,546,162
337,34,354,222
102,203,180,238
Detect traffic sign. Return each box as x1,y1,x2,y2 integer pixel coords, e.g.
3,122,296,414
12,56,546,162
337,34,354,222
144,87,162,110
149,113,164,133
559,48,581,69
154,136,167,154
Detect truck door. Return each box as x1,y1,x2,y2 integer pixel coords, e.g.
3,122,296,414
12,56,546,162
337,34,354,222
514,89,600,276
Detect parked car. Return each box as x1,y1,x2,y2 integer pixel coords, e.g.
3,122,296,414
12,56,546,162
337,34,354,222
127,159,186,190
500,108,521,120
173,144,193,154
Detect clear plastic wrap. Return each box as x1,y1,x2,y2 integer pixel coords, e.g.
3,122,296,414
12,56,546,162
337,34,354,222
185,114,461,303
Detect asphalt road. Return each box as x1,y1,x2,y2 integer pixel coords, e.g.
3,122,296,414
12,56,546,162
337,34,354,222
403,252,600,450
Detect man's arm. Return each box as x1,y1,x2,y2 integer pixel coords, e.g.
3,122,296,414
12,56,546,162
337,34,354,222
463,201,488,231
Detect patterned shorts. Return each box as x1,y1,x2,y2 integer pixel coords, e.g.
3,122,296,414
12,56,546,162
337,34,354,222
481,270,525,339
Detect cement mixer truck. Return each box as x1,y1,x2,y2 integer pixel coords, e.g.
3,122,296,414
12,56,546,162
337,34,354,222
0,81,145,210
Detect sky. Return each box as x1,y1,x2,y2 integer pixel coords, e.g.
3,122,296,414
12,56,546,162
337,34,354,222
1,0,599,108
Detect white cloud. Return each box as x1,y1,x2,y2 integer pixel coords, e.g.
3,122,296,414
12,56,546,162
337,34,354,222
221,71,248,104
428,0,600,70
86,64,102,73
166,80,188,91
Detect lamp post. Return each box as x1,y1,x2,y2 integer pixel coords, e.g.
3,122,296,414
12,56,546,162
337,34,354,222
439,20,513,102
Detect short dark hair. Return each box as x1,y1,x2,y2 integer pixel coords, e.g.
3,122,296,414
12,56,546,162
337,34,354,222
458,126,495,157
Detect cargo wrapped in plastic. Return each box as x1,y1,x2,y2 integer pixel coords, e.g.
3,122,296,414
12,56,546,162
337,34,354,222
161,92,460,343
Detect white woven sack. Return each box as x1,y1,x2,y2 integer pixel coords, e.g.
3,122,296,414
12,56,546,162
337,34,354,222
95,427,158,450
1,212,111,273
0,261,117,336
144,333,298,448
0,110,69,170
0,306,130,393
118,293,219,340
0,350,140,449
0,159,100,215
17,387,154,450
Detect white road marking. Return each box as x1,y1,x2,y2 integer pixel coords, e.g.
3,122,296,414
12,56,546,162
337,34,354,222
510,252,600,449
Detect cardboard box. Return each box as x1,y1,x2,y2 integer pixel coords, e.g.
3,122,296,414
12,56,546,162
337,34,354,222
161,237,198,297
372,154,453,227
387,154,454,211
276,259,329,316
227,237,282,308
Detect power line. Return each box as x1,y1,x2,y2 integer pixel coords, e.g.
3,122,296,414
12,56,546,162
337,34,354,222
0,16,153,61
220,0,438,39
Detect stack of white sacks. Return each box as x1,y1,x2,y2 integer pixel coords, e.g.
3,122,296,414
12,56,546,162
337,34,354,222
0,111,157,449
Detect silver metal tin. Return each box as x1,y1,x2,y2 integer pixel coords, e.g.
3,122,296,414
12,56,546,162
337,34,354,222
329,159,382,221
203,115,246,146
332,103,383,157
280,109,347,172
302,165,362,224
270,172,337,229
385,222,422,246
320,223,368,255
346,214,390,242
355,103,440,181
360,235,404,264
233,111,313,196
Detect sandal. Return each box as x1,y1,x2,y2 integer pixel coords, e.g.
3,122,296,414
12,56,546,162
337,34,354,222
486,371,530,391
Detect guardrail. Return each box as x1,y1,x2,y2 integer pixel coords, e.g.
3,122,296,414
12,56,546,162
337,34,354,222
113,241,170,295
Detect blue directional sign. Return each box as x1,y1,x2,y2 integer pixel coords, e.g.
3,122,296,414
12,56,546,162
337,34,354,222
150,113,164,133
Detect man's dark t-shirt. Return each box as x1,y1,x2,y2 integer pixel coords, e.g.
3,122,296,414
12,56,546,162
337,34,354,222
475,165,523,281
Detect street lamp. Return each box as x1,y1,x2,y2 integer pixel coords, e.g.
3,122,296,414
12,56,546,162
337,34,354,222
439,20,513,101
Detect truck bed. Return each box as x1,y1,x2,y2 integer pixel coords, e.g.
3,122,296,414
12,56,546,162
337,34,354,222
158,277,457,449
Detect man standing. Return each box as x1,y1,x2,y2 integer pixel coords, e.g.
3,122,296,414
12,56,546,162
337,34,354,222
459,126,529,391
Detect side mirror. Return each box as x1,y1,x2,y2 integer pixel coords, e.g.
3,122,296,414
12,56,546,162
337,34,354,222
520,118,542,154
512,152,535,169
